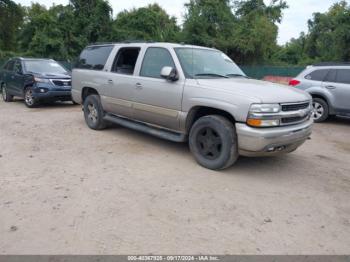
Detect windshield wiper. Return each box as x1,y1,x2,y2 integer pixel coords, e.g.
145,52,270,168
194,73,229,78
225,73,247,78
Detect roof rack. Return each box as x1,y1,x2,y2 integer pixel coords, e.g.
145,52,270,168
89,40,156,46
313,62,350,66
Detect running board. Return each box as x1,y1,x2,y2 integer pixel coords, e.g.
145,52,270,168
103,114,187,142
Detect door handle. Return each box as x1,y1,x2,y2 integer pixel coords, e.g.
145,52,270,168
325,85,336,89
135,83,143,89
11,76,15,79
108,79,113,84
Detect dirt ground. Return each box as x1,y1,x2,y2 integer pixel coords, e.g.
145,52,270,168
0,99,350,255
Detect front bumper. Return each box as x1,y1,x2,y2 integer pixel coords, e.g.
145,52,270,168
33,87,72,101
236,118,313,157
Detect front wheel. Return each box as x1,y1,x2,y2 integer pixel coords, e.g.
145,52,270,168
24,87,38,108
312,98,329,123
83,94,107,130
1,83,14,102
189,115,238,170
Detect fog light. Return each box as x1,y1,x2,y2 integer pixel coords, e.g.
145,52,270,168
40,89,45,93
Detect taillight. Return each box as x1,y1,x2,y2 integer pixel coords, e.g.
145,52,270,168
289,79,301,86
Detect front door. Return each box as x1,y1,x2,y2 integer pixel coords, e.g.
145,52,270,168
132,47,184,131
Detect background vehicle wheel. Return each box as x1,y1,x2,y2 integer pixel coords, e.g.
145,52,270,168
83,94,107,130
189,115,238,170
1,83,14,102
312,98,329,123
24,87,38,108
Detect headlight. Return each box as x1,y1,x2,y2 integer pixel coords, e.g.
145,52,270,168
249,104,280,113
34,77,49,83
247,118,280,127
247,104,281,127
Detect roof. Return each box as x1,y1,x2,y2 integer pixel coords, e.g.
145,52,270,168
86,41,216,51
313,62,350,67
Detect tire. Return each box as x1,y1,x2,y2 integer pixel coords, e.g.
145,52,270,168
83,94,107,130
24,86,38,108
1,83,14,102
312,98,329,123
189,115,238,170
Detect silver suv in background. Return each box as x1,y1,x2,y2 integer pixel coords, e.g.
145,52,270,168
72,42,313,170
289,63,350,122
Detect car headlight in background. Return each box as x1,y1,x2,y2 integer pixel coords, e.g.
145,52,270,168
33,77,49,83
247,104,281,127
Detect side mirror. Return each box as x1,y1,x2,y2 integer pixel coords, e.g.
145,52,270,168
161,66,179,81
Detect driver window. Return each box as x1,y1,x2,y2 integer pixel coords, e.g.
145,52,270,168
140,47,175,79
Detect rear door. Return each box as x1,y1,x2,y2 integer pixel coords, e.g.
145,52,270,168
10,60,25,95
105,46,142,119
3,60,16,93
323,69,350,112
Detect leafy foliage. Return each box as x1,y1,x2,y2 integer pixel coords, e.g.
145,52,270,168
112,4,180,42
276,1,350,65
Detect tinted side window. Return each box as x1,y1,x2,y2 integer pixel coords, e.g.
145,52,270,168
112,48,140,75
305,69,329,81
335,69,350,84
140,47,175,78
6,60,15,71
325,69,337,82
14,61,23,74
76,45,113,70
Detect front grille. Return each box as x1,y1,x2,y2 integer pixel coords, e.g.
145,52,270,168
281,116,308,124
52,80,71,87
282,102,310,112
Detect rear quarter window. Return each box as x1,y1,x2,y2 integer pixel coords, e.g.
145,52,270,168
305,69,329,81
76,45,114,70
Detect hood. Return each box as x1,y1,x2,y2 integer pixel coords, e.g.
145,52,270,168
196,78,311,103
32,72,71,79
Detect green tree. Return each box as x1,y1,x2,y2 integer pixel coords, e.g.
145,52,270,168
112,4,180,42
232,0,288,64
0,0,24,51
182,0,236,52
305,0,350,62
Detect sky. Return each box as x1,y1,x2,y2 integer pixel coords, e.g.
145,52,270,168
13,0,341,45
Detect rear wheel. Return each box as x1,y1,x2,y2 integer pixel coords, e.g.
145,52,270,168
83,94,107,130
24,87,38,108
189,115,238,170
312,98,329,123
1,83,13,102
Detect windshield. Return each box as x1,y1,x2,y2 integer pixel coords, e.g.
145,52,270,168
175,48,245,79
24,60,68,75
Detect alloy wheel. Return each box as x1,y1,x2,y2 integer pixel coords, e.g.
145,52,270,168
312,101,324,121
87,103,98,124
25,89,35,106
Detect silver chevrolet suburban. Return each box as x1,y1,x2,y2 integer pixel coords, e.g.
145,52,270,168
72,42,313,170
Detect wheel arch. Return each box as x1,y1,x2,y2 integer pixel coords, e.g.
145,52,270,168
82,87,99,102
186,106,236,133
309,92,334,115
